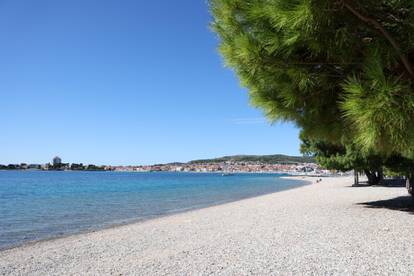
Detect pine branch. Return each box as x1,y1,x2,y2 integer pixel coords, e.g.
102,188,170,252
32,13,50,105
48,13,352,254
341,1,414,78
287,62,360,65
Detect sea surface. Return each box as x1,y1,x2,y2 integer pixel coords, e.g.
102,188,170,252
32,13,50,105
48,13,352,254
0,171,307,250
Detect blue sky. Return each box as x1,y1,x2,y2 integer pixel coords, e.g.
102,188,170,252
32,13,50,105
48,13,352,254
0,0,301,165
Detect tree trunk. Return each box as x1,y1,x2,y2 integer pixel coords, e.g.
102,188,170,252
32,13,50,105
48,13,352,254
406,171,414,197
364,170,375,185
353,170,359,186
377,168,384,185
364,169,383,185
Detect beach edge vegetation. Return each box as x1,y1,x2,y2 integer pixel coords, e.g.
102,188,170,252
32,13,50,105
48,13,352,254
210,0,414,186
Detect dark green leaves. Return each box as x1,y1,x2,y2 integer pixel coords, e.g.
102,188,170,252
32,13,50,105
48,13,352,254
211,0,414,156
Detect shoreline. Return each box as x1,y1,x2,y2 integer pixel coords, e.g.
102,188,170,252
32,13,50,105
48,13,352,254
4,175,412,274
0,176,313,252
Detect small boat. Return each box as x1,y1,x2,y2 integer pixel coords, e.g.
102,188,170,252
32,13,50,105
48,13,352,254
221,173,234,176
221,163,234,176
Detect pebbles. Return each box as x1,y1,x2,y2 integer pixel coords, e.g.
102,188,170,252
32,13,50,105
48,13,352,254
1,176,414,275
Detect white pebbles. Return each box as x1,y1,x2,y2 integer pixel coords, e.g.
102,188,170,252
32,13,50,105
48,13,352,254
2,176,414,275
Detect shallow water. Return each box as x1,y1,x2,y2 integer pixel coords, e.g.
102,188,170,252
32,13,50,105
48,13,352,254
0,171,306,249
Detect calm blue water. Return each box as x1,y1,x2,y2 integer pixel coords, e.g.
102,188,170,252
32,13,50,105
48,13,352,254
0,171,306,250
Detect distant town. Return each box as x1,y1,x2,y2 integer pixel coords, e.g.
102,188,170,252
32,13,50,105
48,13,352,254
0,155,333,175
113,161,329,175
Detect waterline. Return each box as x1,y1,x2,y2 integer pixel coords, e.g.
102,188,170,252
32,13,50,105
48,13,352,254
0,171,308,250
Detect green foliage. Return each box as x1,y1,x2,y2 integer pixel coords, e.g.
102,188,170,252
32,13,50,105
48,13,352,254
190,154,314,164
301,134,382,172
383,154,414,176
341,49,414,155
211,0,414,156
301,132,414,182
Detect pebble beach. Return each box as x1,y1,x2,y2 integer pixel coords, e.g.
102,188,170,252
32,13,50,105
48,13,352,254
2,176,414,275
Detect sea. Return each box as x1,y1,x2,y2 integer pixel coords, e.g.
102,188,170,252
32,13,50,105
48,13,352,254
0,171,307,250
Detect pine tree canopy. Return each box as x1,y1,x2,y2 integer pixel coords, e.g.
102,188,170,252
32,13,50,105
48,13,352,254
210,0,414,157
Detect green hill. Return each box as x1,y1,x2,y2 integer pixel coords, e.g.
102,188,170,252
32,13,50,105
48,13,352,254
189,154,314,165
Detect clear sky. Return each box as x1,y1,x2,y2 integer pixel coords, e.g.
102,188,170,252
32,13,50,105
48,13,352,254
0,0,301,165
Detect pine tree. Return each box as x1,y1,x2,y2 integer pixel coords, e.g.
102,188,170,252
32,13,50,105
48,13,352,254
210,0,414,156
300,134,384,185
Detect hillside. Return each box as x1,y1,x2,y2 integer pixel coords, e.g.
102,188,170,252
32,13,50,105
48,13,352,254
189,154,314,165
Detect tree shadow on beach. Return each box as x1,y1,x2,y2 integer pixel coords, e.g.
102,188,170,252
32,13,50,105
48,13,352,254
357,196,414,214
349,179,405,188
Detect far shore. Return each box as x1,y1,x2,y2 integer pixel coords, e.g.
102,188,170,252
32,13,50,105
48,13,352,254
0,169,338,177
2,175,414,275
